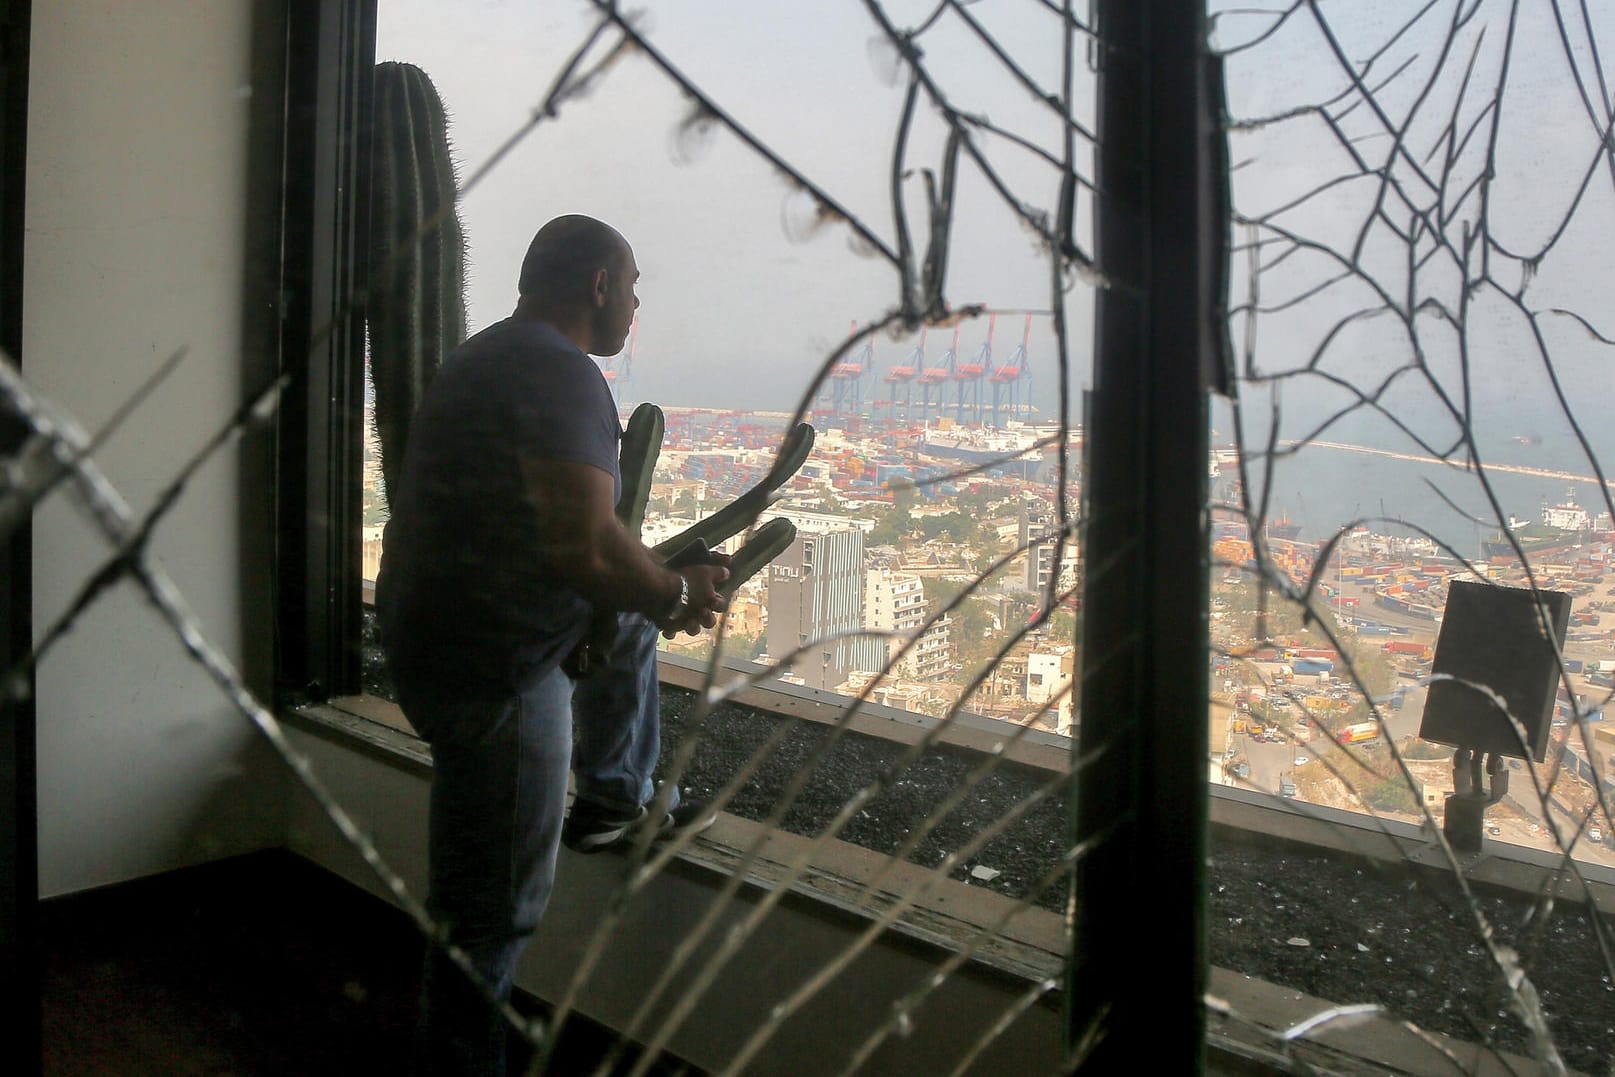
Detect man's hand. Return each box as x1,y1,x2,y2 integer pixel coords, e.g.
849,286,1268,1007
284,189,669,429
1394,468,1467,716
662,554,732,638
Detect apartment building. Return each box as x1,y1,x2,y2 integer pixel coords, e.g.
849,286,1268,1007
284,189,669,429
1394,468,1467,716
864,567,951,680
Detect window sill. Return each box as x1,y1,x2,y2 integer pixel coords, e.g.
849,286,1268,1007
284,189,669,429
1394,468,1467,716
284,696,1067,987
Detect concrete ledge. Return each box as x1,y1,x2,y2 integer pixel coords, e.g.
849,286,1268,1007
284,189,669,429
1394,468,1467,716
1210,783,1615,914
1207,969,1582,1076
657,653,1074,774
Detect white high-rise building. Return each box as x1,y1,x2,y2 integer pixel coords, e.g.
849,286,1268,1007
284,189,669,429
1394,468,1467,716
864,568,952,680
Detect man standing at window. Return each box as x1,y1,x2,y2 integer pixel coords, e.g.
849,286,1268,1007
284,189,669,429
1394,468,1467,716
376,214,728,1075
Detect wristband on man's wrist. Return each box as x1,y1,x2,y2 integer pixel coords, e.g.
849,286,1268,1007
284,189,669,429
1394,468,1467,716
663,572,689,623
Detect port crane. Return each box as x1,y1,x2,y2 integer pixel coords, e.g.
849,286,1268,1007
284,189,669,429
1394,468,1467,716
598,316,637,410
989,313,1033,426
917,324,959,420
814,320,876,428
883,326,923,424
953,315,994,424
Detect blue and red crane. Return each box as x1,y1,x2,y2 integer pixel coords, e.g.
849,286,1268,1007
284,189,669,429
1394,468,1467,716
597,316,637,411
917,324,959,421
989,313,1033,426
952,314,994,424
883,326,923,424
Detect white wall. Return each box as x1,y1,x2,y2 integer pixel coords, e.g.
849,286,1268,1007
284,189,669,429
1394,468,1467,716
23,2,288,896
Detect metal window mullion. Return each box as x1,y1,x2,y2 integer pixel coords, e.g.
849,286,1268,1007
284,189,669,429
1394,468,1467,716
1072,1,1215,1070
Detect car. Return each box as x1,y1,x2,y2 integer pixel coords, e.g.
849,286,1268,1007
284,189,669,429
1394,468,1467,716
1293,755,1309,766
1278,778,1298,798
1486,824,1502,836
1591,826,1606,844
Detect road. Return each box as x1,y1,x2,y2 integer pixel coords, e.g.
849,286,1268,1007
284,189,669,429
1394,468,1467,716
1224,681,1615,867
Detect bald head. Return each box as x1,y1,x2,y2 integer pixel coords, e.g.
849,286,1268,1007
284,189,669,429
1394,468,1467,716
516,214,639,356
518,215,630,305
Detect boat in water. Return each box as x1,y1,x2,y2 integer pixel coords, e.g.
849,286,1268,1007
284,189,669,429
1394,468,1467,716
917,420,1064,477
1482,491,1602,559
1265,512,1302,541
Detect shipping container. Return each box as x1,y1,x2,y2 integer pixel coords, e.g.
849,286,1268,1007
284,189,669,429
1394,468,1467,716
1383,640,1428,656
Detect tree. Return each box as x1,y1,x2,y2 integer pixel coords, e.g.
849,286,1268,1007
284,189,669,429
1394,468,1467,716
722,631,764,660
869,500,914,545
918,511,978,544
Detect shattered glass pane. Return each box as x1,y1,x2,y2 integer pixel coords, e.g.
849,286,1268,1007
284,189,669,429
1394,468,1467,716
1209,1,1615,1071
359,1,1096,1074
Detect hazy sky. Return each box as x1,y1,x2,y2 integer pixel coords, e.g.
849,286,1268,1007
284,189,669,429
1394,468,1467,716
376,0,1091,416
1210,1,1615,535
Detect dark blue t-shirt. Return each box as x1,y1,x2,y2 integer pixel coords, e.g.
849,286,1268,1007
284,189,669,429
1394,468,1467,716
375,317,620,697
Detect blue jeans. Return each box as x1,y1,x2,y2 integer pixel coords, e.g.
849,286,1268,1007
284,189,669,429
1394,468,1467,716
401,613,667,1076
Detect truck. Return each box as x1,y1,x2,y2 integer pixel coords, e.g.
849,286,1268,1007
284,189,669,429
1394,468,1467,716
1383,640,1428,657
1336,722,1379,745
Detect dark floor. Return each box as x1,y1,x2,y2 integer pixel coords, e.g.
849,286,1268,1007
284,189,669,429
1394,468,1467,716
36,850,703,1077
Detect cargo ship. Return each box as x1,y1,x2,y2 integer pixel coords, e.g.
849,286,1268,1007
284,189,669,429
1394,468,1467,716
1482,492,1604,559
917,421,1063,478
1266,512,1302,541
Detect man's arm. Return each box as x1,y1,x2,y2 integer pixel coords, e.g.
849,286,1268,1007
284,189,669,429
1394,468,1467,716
520,455,728,632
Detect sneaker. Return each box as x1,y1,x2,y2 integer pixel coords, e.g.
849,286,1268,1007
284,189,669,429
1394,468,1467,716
663,797,718,842
561,799,645,854
562,795,717,854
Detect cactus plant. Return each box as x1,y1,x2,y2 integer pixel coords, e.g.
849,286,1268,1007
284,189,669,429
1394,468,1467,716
565,419,813,677
368,61,467,507
617,402,665,535
653,422,813,557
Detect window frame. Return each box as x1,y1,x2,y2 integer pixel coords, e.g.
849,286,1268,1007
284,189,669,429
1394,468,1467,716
0,0,36,1069
274,0,376,705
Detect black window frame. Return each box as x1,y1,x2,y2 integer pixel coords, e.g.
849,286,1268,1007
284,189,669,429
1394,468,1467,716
1,1,35,1071
275,0,376,706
